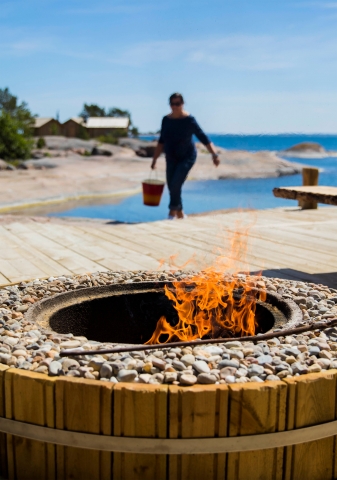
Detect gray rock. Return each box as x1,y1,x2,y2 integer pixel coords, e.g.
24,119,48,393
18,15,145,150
266,375,280,381
117,369,138,382
151,373,164,384
229,350,244,360
60,340,82,349
164,372,178,383
152,358,166,370
180,354,195,366
224,375,236,384
248,364,264,377
88,357,106,371
218,359,240,369
250,376,264,383
220,367,237,378
100,363,113,379
139,373,152,383
193,360,210,374
204,346,223,355
197,373,217,384
257,354,273,365
172,359,188,371
283,347,301,357
49,361,62,376
180,374,197,386
290,362,308,374
309,346,321,356
62,358,80,372
66,370,81,377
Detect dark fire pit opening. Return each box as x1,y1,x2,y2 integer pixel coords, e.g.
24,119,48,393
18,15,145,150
33,282,289,344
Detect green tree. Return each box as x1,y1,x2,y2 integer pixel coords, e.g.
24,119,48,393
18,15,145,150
0,88,35,160
79,103,106,118
130,126,139,137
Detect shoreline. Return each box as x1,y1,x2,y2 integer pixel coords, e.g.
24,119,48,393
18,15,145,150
0,136,304,214
0,187,141,214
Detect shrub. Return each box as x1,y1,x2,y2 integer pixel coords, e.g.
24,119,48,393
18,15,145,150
36,137,46,149
0,87,35,160
0,111,34,161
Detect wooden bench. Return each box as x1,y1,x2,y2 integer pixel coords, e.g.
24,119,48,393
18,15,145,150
273,185,337,207
273,166,337,209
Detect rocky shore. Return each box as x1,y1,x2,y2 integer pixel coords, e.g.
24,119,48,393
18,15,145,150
1,270,337,386
0,136,303,212
281,141,337,159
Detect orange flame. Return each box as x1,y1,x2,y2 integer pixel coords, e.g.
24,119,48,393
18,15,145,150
146,221,266,344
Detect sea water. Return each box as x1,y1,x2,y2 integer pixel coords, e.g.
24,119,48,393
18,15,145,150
51,134,337,223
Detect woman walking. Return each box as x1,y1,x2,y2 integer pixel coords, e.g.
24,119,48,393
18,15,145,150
151,93,220,219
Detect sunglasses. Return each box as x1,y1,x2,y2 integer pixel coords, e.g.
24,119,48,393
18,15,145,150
170,102,182,107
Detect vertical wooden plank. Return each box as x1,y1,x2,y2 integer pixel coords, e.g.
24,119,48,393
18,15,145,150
0,364,9,479
168,384,228,480
284,371,336,480
55,376,114,480
226,381,287,480
4,369,56,480
113,383,168,480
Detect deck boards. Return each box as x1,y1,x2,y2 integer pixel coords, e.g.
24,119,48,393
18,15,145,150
0,207,337,287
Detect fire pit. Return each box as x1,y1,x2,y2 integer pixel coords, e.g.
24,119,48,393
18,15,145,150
1,270,337,480
28,281,302,345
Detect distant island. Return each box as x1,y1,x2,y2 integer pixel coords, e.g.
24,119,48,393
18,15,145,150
281,142,337,159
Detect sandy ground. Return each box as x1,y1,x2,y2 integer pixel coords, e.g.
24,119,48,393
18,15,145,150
0,137,303,211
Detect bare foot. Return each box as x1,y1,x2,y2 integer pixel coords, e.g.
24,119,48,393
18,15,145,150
176,210,185,219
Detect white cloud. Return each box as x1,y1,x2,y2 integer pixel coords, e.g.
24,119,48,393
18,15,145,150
309,2,337,8
111,33,337,72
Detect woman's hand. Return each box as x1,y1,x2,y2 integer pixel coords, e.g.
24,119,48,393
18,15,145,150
151,159,157,170
212,153,220,167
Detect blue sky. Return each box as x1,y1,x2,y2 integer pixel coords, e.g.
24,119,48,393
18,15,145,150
1,0,337,133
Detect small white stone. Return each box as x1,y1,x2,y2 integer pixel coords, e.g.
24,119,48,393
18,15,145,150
193,360,210,374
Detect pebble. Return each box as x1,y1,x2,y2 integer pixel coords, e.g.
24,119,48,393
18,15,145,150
248,364,264,377
218,359,240,369
1,272,337,385
180,354,195,366
49,361,62,376
308,364,322,373
100,363,113,379
180,374,197,386
257,354,273,365
250,376,264,383
204,346,222,355
172,360,187,371
164,372,178,383
152,358,166,370
193,360,210,374
197,373,217,384
62,359,80,371
117,369,138,383
224,375,236,384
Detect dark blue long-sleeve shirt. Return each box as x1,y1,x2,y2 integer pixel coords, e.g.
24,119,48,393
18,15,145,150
158,115,210,162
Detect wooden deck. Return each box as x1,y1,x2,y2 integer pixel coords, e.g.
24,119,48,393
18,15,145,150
0,207,337,288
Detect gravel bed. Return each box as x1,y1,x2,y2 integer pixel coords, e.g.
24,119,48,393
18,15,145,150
1,271,337,386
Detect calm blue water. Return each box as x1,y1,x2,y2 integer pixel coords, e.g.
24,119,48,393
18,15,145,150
51,135,337,223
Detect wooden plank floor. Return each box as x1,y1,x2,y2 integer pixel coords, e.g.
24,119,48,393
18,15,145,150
0,207,337,288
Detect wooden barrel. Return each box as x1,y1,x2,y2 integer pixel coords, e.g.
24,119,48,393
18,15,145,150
1,365,337,480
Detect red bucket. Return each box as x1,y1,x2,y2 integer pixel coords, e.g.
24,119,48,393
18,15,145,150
142,179,165,206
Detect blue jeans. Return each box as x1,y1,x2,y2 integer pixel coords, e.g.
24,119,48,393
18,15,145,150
166,157,195,211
